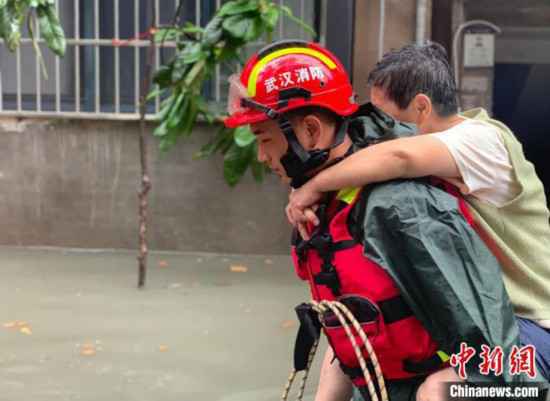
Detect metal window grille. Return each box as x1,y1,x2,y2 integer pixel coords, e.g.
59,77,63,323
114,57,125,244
0,0,323,121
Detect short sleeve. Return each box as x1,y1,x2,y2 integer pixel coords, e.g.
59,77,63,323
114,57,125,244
430,121,519,206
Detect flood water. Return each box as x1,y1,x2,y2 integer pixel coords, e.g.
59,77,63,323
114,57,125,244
0,247,324,401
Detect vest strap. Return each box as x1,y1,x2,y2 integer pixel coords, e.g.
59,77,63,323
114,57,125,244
314,265,342,296
378,295,413,324
341,353,445,379
339,360,375,380
403,353,447,374
321,295,413,327
331,239,358,251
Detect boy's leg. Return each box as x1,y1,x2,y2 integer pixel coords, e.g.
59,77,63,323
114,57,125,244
315,346,353,401
517,317,550,381
354,376,425,401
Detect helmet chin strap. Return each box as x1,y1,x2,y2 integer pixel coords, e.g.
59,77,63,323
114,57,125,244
240,97,349,188
280,117,349,188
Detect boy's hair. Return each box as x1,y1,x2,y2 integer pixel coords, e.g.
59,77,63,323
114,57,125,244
368,41,458,117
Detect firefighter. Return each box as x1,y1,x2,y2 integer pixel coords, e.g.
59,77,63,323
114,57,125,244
225,40,539,401
284,42,550,395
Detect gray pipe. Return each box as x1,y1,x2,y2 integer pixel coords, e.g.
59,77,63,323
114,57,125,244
378,0,386,60
416,0,428,44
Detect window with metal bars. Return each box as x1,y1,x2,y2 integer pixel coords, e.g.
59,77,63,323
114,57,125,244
0,0,321,120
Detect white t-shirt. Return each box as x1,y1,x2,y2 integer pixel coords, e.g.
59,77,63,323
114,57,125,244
431,120,550,329
430,119,521,207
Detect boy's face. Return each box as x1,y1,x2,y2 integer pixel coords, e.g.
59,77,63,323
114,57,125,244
370,86,435,134
250,119,291,183
370,86,418,123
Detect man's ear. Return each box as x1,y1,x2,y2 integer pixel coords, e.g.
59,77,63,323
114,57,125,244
412,93,432,125
302,115,323,149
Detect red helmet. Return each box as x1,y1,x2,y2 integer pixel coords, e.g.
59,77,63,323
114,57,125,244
225,41,358,128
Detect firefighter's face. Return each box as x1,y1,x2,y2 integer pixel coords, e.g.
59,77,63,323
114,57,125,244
250,119,291,183
250,115,328,185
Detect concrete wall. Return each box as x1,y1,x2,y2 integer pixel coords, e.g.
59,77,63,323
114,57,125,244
0,2,437,255
353,0,431,101
0,118,291,254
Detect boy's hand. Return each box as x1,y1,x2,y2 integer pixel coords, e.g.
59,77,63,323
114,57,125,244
287,184,322,240
416,367,461,401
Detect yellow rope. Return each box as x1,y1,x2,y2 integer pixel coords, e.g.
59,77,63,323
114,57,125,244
297,338,319,400
281,300,389,401
281,369,297,401
329,301,388,401
316,301,380,401
281,339,319,401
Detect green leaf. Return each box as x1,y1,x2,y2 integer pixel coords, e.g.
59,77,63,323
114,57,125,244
179,97,199,136
156,94,174,120
146,87,164,102
181,42,205,64
183,58,207,87
250,155,266,183
182,22,204,35
218,0,259,17
154,120,169,137
262,5,280,31
166,93,187,129
194,127,233,159
153,27,178,43
243,16,263,42
1,4,23,52
159,133,179,152
0,0,8,8
233,126,255,147
148,0,315,186
223,141,255,186
36,4,65,56
171,52,190,82
196,97,215,124
222,14,253,40
172,48,207,87
215,44,239,63
152,64,173,87
200,110,215,124
279,4,316,37
0,8,8,40
203,15,223,46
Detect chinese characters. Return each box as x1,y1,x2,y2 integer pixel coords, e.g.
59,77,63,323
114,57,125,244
449,343,536,379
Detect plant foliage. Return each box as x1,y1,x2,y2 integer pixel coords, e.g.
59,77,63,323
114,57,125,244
153,0,314,186
0,0,66,57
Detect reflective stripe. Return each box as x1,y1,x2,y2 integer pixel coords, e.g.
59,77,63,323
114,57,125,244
247,47,337,97
437,350,450,362
336,187,360,204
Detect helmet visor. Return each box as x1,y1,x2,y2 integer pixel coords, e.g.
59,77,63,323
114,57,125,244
227,74,251,115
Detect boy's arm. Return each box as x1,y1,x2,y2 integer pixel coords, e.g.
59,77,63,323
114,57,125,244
314,135,458,191
287,135,458,229
315,346,353,401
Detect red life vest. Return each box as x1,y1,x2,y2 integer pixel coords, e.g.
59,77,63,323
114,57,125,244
291,185,458,386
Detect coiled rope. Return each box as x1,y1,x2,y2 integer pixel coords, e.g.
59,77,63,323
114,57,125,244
281,300,389,401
